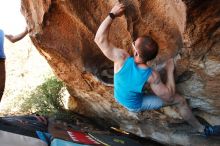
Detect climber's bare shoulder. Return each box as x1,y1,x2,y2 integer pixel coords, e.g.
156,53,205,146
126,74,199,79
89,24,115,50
113,48,130,73
94,37,129,73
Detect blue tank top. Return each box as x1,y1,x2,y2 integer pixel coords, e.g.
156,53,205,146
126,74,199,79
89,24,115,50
114,57,152,109
0,29,5,59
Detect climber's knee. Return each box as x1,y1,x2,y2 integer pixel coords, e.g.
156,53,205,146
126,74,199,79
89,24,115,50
172,93,187,106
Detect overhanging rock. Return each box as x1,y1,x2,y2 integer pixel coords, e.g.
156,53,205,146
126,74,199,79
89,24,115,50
21,0,220,145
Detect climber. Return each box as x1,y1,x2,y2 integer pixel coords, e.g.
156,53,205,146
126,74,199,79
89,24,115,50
0,27,30,101
94,2,220,137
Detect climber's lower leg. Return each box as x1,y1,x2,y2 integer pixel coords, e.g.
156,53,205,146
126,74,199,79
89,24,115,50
172,93,204,132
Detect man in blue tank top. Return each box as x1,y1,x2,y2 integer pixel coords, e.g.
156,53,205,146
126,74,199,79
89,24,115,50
94,3,220,137
0,28,29,101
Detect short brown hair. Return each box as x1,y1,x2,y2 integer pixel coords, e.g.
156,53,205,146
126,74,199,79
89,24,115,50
138,36,159,63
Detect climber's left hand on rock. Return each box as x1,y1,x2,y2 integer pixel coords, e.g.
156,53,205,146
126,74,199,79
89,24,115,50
110,3,125,17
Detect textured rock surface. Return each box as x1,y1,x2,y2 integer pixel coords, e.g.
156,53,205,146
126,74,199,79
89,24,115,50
21,0,220,145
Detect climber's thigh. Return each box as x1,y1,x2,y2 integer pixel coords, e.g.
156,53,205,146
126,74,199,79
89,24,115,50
140,94,165,111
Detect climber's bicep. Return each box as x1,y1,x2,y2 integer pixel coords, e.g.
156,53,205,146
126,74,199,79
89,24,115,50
99,42,129,62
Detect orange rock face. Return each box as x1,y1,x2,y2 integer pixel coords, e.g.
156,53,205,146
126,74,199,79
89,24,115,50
21,0,220,145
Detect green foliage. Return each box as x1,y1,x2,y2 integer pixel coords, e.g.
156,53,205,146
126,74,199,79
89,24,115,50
21,76,65,116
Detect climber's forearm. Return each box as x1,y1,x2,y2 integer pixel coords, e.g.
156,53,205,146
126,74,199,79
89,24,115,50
166,69,175,96
94,16,113,46
5,27,28,43
94,16,122,62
